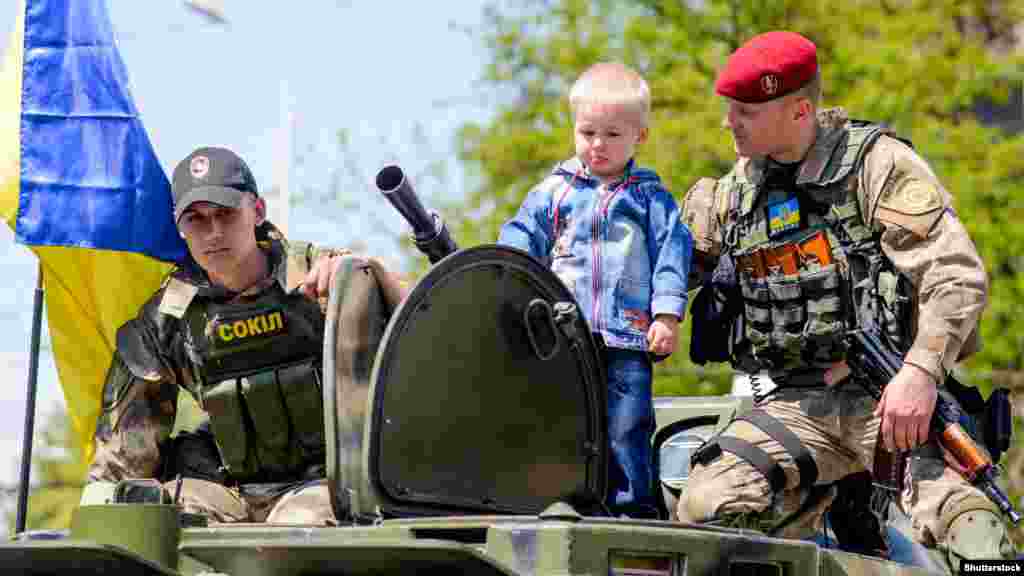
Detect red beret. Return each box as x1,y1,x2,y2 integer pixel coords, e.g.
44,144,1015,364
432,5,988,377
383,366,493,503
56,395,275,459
715,31,818,103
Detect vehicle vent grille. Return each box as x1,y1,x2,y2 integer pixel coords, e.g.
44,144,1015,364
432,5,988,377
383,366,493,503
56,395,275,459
730,560,784,576
410,527,488,544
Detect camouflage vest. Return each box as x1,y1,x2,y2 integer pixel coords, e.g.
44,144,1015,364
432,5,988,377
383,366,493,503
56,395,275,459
722,120,913,377
180,241,327,483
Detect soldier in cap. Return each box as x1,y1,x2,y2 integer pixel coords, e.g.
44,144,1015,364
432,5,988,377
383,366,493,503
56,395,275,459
678,31,1015,568
79,147,407,524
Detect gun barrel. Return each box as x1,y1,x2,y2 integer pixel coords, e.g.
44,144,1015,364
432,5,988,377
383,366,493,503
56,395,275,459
375,165,458,264
979,468,1022,526
376,165,436,241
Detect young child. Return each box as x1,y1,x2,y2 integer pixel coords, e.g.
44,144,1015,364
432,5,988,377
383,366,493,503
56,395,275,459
498,62,693,518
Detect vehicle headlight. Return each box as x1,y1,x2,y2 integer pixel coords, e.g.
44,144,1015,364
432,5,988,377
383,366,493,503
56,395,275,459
659,424,717,493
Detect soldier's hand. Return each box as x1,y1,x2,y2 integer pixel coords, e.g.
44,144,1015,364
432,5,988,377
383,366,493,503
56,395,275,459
874,364,938,452
301,249,352,302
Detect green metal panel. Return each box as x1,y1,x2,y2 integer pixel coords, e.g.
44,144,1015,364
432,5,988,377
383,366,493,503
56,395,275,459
354,245,607,517
820,548,943,576
653,395,750,437
182,538,518,576
70,504,181,571
0,541,179,576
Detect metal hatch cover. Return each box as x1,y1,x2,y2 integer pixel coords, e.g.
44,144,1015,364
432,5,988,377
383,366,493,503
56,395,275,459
368,245,607,516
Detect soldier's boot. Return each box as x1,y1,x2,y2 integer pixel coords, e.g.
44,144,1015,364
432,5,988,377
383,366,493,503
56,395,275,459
942,509,1015,573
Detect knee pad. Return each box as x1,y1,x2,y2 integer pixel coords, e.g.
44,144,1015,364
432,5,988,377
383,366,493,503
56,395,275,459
944,509,1016,572
678,470,774,531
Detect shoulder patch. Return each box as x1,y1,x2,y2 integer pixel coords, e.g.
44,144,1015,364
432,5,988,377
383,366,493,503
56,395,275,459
875,179,945,238
158,278,198,319
881,180,943,215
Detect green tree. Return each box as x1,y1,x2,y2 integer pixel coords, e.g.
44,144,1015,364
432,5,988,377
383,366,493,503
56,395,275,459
453,0,1024,398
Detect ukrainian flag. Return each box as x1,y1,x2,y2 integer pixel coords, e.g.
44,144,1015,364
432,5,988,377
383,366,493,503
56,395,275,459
0,0,186,463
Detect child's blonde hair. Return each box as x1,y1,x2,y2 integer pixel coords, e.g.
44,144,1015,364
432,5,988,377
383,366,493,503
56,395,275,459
569,62,650,128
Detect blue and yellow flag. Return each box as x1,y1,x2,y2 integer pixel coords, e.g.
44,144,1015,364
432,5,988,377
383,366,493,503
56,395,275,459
0,0,187,463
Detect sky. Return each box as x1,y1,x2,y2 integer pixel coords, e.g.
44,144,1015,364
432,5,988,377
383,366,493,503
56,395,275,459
0,0,495,524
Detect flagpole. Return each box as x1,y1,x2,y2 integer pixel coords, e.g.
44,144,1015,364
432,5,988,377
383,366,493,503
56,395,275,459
15,262,44,534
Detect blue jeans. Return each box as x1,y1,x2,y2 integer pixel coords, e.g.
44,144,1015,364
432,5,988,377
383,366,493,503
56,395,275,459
604,347,657,517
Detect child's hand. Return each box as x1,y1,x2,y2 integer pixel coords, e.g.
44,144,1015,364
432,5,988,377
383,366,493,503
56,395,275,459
646,314,679,355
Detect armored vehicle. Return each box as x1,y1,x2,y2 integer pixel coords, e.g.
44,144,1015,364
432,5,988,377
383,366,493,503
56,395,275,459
0,166,950,575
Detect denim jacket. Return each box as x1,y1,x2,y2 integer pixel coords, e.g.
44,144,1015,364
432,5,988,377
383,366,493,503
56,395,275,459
498,157,693,351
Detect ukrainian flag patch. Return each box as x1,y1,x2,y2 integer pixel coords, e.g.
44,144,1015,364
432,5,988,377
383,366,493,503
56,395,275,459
768,197,801,237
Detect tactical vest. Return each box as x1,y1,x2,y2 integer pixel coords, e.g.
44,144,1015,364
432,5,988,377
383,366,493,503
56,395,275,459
181,284,327,483
722,121,913,378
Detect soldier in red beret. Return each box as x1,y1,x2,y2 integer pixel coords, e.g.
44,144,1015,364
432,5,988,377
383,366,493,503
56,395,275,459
677,30,1015,569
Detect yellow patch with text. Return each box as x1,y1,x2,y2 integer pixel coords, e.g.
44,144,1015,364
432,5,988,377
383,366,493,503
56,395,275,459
213,310,286,344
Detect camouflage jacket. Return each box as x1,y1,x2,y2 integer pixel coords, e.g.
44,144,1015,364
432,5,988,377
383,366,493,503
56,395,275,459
86,222,340,483
683,108,988,381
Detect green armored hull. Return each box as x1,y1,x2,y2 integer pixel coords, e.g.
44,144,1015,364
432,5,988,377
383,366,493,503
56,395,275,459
2,507,943,576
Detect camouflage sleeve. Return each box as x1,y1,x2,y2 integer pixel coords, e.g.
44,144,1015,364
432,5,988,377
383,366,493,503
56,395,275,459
284,239,357,292
681,176,728,288
307,244,349,265
87,321,179,483
858,136,988,381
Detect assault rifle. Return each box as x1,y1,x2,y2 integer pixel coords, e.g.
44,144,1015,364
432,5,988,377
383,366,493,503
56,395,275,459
845,326,1021,525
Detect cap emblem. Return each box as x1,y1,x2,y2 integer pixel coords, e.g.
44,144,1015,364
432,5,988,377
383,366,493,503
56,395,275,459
761,73,780,96
190,155,210,180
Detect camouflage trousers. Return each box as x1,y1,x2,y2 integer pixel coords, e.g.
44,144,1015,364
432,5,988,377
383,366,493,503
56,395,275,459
161,478,335,525
677,381,1000,549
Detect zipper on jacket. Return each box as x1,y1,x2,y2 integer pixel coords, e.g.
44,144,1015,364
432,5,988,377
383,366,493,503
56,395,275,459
591,176,633,336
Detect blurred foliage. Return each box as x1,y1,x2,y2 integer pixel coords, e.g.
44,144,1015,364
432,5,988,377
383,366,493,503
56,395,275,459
451,0,1023,399
5,407,86,536
1,392,207,537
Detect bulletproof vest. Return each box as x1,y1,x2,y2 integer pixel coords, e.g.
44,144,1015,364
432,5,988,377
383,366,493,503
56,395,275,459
722,121,913,375
182,284,327,483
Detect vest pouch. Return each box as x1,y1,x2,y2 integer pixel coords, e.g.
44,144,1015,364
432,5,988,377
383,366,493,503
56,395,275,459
798,264,845,363
767,273,804,367
771,327,804,367
766,273,802,301
241,371,297,476
201,379,249,476
741,277,773,356
774,301,804,325
876,269,913,352
276,360,325,463
745,302,771,325
746,325,771,353
741,276,771,301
